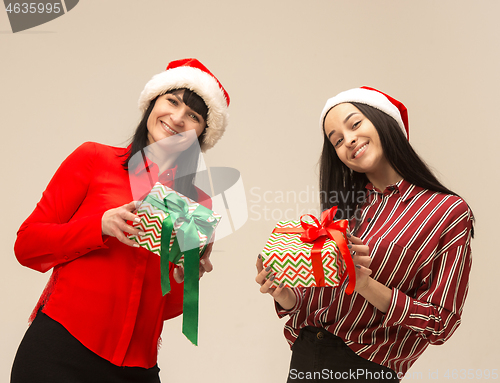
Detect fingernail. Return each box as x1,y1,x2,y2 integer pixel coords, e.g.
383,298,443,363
355,264,361,269
258,254,262,259
346,231,351,238
279,282,284,288
138,232,145,236
133,244,140,248
135,218,141,223
348,244,352,249
265,266,271,272
269,274,276,281
200,259,205,265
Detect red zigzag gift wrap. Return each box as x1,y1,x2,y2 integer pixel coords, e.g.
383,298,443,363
261,208,356,294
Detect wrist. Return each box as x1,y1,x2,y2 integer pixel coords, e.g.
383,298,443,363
355,276,372,295
275,288,296,311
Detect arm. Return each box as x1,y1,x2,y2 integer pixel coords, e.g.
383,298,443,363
352,204,473,344
14,142,106,272
381,242,471,344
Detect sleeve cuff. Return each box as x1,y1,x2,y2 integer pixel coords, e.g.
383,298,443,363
381,287,411,327
275,288,304,318
62,212,109,262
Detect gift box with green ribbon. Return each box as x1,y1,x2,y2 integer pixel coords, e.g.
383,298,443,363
261,206,356,294
128,182,221,345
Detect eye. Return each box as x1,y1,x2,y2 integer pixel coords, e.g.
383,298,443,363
352,121,361,129
333,137,343,148
189,113,200,122
167,96,178,106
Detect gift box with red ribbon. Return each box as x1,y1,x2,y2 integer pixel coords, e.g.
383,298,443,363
261,207,356,294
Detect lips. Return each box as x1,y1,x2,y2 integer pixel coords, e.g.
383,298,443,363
352,143,368,159
161,121,178,135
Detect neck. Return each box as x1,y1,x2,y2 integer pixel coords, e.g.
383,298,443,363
143,145,180,174
366,165,402,192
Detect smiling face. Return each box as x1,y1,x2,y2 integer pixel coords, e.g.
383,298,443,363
323,103,395,180
146,89,206,146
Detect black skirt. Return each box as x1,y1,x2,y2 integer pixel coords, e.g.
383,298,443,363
11,311,161,383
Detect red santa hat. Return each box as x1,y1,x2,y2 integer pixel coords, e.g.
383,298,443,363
138,58,230,151
319,86,409,139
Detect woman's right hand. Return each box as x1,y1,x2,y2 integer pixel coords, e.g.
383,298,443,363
255,255,297,310
101,201,144,247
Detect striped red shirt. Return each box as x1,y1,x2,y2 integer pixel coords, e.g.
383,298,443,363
277,179,473,376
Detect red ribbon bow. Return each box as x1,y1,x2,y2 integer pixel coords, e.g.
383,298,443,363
273,206,356,294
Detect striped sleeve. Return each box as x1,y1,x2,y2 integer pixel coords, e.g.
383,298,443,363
275,287,305,318
382,203,473,344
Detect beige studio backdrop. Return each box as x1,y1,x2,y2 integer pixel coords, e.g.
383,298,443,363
1,1,499,382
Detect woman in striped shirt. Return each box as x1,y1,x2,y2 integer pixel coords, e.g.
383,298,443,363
256,87,473,382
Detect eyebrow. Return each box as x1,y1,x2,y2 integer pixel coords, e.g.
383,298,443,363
344,112,358,124
327,112,359,139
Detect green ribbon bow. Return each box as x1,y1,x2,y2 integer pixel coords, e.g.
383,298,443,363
144,192,217,345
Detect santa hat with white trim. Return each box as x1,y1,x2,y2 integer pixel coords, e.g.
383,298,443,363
319,86,409,139
138,58,230,152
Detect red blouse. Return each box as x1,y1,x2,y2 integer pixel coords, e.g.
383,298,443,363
14,142,211,368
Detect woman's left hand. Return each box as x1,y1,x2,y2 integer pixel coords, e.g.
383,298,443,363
173,241,214,283
347,233,373,292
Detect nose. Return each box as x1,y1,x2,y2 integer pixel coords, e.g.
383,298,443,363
170,108,185,126
344,131,357,148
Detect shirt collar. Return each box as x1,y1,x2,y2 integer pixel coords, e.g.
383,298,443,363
133,150,178,181
365,179,424,202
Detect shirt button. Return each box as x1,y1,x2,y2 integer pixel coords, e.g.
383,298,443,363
317,332,324,339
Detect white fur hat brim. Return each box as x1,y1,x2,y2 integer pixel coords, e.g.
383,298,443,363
319,88,407,138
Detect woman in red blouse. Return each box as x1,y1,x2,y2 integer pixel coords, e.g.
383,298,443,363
256,87,473,382
11,58,230,383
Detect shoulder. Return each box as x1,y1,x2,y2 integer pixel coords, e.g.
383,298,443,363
73,142,127,156
66,142,128,165
405,182,473,221
429,192,473,222
425,192,474,243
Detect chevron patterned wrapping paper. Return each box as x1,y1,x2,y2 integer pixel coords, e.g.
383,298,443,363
128,183,221,266
261,220,346,288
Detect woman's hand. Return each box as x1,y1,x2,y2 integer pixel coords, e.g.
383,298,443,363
255,255,296,310
347,233,392,312
347,233,373,292
173,241,214,283
101,201,143,247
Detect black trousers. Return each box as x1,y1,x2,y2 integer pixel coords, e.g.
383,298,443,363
11,311,161,383
287,327,399,383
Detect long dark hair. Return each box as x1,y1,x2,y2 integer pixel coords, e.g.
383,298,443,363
319,102,474,235
121,88,208,201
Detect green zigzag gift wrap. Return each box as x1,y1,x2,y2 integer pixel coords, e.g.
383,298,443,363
128,182,222,345
261,207,356,294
